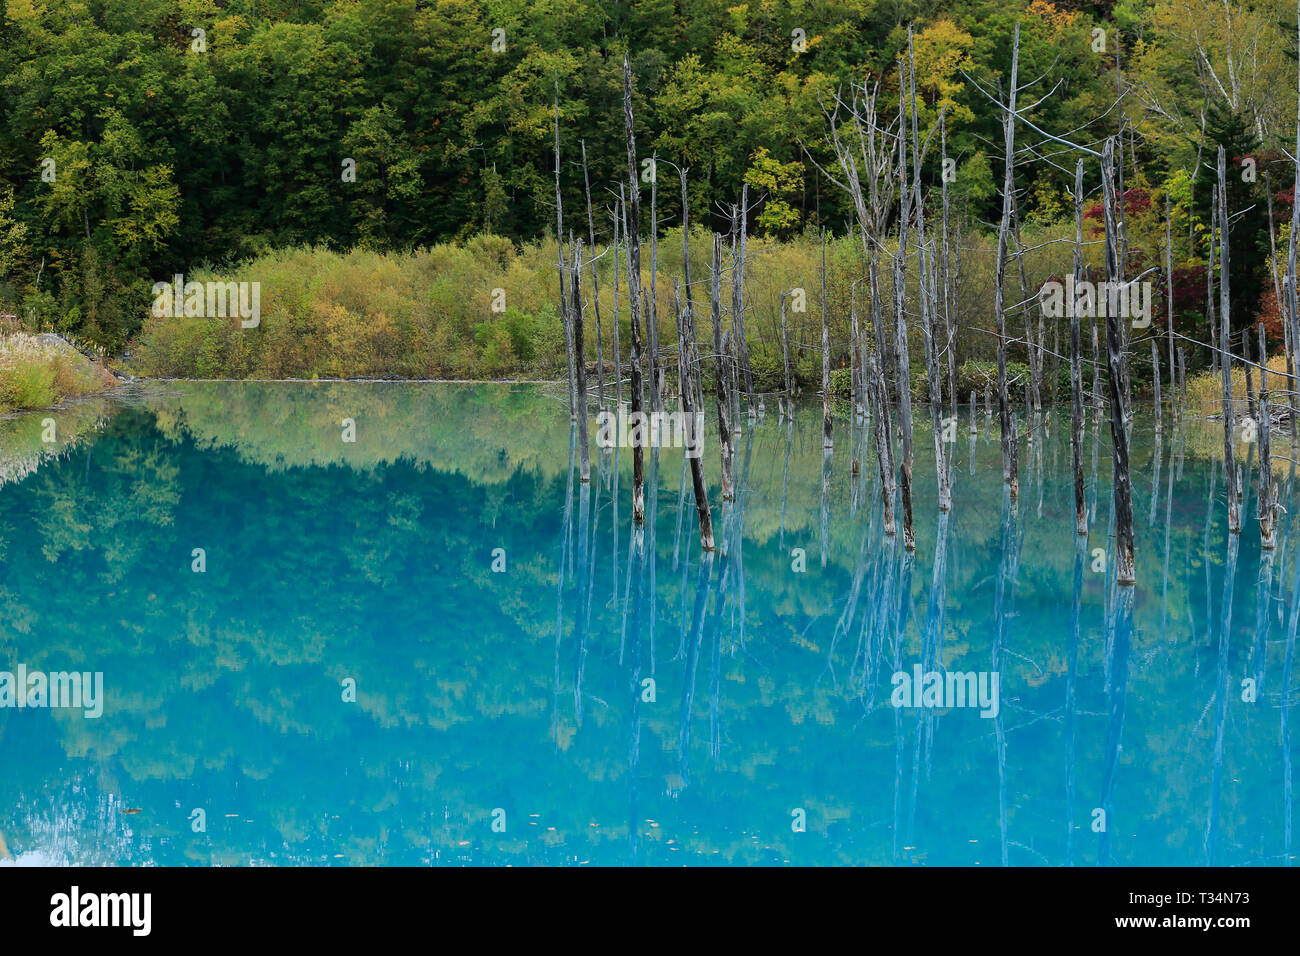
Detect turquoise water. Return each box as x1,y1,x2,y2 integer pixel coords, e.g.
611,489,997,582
0,382,1294,866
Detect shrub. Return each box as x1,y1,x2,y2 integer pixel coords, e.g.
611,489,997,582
0,333,117,411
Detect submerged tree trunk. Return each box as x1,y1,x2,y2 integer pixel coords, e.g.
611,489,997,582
1164,193,1176,426
674,280,713,550
648,152,662,415
994,26,1020,495
780,291,792,419
1151,338,1162,434
1208,208,1220,378
611,195,624,410
821,230,833,448
555,89,576,422
941,112,957,418
870,350,897,536
712,235,734,501
572,236,590,482
851,278,862,420
1289,10,1300,451
1103,137,1136,584
735,185,755,418
1219,145,1240,535
1265,171,1296,443
1260,390,1276,549
1071,159,1087,536
621,54,646,524
581,140,605,408
895,57,917,548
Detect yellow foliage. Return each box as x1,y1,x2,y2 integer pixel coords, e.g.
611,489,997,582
1028,0,1079,31
910,20,976,124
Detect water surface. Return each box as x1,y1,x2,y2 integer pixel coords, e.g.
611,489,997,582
0,382,1293,866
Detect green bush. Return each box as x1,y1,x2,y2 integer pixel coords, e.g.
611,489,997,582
0,360,56,409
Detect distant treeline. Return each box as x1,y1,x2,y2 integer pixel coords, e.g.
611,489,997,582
0,0,1292,358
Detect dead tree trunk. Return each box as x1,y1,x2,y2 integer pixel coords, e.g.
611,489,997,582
610,194,623,410
908,30,947,511
1289,21,1300,451
674,279,713,550
1260,389,1275,548
850,278,862,420
735,186,755,418
1114,128,1133,417
1071,159,1087,536
870,350,897,535
1164,193,1176,425
1245,311,1258,420
1219,145,1240,535
994,26,1020,495
1103,137,1136,584
1178,347,1187,407
554,90,576,422
1091,320,1102,415
1265,171,1296,443
712,235,734,500
621,54,646,524
821,230,833,448
1208,208,1219,378
780,291,792,419
648,152,662,414
895,57,917,549
679,169,706,421
1011,200,1041,417
728,199,746,430
1151,338,1162,433
580,141,605,407
572,236,590,482
941,112,957,417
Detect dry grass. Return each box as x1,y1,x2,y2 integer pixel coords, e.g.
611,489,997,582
0,333,118,412
1184,352,1294,416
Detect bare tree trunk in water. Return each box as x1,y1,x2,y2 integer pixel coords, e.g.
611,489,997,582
572,236,590,482
1260,390,1275,549
581,141,605,407
621,55,646,523
674,280,713,550
1103,138,1136,583
1071,159,1087,536
712,235,734,500
821,230,833,448
1219,145,1240,535
994,27,1020,495
555,88,575,422
648,152,662,414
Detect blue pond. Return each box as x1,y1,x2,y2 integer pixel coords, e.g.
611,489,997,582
0,381,1293,866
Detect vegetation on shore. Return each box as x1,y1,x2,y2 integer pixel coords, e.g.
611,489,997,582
0,0,1290,384
127,221,1190,391
0,332,118,412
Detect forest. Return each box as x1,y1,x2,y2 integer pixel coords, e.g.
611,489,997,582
0,0,1292,381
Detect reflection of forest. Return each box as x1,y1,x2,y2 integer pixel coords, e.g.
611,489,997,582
0,396,116,488
0,384,1292,866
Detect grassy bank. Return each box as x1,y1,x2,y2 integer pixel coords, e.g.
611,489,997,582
0,333,119,413
128,229,1091,384
1184,353,1293,416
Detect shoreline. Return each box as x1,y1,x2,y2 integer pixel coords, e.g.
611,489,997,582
136,376,567,385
